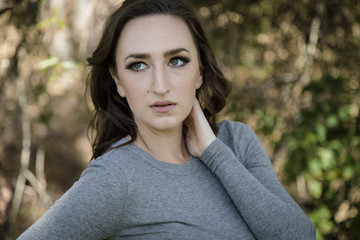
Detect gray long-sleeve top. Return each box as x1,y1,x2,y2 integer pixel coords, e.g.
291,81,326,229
18,120,316,239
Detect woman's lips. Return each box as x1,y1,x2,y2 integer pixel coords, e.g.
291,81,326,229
150,100,177,113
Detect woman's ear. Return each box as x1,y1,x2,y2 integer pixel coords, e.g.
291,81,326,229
109,67,126,97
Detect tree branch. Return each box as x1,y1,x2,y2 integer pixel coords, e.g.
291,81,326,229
9,76,31,222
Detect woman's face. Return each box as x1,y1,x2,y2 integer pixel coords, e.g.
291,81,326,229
112,15,202,134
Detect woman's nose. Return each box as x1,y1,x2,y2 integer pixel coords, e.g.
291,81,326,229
150,66,170,96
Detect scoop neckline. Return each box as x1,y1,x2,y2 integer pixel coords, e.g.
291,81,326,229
118,139,200,176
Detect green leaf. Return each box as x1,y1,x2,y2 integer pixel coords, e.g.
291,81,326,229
338,105,350,121
318,148,336,171
315,123,327,143
308,159,322,177
62,61,78,69
308,179,322,199
343,166,355,180
38,57,59,70
326,115,338,128
309,206,333,235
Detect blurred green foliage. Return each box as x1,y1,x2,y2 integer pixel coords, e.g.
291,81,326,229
186,0,360,239
284,73,360,239
1,0,359,239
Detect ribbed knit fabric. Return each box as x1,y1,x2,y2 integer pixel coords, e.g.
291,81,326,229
18,120,315,239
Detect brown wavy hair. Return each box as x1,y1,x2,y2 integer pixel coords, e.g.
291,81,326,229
87,0,232,159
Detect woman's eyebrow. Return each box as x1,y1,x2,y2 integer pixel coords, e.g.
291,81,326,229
125,53,150,61
164,48,190,57
124,48,190,61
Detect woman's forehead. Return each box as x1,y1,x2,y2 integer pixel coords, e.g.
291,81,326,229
116,15,197,57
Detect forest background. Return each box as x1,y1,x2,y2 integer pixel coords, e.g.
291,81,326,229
0,0,359,239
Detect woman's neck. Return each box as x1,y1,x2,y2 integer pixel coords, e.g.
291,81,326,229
134,125,190,165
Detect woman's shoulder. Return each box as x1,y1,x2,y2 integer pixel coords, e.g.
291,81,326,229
95,138,136,163
216,120,263,161
89,138,148,177
217,119,257,141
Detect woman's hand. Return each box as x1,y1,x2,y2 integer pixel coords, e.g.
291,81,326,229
184,99,216,157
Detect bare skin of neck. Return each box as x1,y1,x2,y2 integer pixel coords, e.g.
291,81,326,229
134,125,190,165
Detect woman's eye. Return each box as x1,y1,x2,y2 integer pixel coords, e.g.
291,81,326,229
127,62,147,71
169,57,189,67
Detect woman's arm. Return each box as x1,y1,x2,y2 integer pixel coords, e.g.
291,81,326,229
17,158,128,240
184,99,316,240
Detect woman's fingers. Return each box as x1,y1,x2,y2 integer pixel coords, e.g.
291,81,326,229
184,99,216,157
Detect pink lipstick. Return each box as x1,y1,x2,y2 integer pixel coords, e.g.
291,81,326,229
150,100,177,113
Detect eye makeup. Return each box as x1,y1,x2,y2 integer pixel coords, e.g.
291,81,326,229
168,56,190,67
125,62,147,71
125,55,191,71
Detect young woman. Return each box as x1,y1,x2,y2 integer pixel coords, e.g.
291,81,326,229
19,0,316,239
